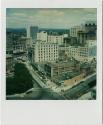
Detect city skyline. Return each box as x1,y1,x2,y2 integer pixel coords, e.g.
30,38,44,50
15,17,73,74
6,8,97,100
6,8,97,29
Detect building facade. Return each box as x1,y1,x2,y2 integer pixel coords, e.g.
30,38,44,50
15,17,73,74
47,34,64,45
30,41,59,63
70,26,83,37
59,40,96,62
6,31,13,54
44,61,80,78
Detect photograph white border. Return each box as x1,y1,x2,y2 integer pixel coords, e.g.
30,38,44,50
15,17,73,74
1,0,102,125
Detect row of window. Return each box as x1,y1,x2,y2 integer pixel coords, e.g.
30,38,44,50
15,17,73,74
13,46,24,50
38,57,58,62
38,45,58,48
38,55,58,58
38,48,58,50
39,52,58,55
38,50,58,53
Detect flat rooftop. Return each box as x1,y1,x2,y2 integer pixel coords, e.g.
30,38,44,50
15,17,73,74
53,71,82,82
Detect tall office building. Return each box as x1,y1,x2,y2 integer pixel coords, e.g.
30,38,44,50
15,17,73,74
77,21,97,45
30,41,59,63
70,26,83,37
30,26,39,41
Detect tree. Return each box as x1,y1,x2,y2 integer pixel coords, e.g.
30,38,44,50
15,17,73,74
6,63,33,95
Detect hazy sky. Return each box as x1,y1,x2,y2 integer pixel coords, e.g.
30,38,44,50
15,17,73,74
6,8,97,29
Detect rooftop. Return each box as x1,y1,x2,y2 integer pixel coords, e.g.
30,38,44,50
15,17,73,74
55,71,82,82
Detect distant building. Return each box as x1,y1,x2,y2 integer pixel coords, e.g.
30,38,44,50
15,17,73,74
48,34,64,45
69,21,97,46
80,61,96,75
30,41,59,63
59,40,96,62
86,40,96,57
6,54,14,74
69,26,83,46
39,28,69,36
70,37,78,45
84,21,97,33
6,31,13,54
70,26,83,37
37,31,64,45
6,28,27,54
77,21,97,45
13,36,32,59
24,37,32,48
27,27,30,38
77,31,87,45
30,26,39,41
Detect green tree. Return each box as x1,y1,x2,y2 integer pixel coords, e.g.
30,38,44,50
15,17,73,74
6,63,33,95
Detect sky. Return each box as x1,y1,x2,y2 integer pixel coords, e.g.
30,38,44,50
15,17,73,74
6,8,97,29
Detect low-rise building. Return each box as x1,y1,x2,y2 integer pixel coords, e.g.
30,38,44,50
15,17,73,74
37,31,64,45
77,21,97,45
6,31,13,54
80,61,96,75
59,40,96,62
44,60,80,78
70,26,83,37
13,37,32,54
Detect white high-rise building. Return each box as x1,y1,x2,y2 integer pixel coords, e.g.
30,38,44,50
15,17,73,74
31,41,59,63
37,31,48,42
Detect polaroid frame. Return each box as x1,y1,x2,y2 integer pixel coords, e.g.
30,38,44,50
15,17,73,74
1,0,102,125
